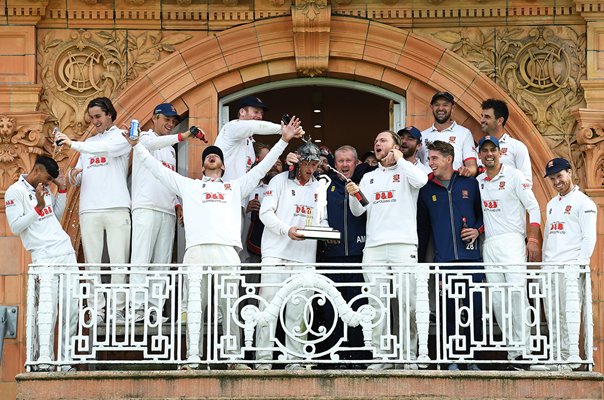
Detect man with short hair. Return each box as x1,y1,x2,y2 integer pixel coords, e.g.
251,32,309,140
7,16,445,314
5,156,78,371
129,103,198,322
346,130,428,370
536,158,597,371
255,140,328,371
417,141,484,371
315,144,370,367
56,97,131,324
215,96,288,181
477,135,541,370
420,91,478,177
124,116,303,370
398,126,431,174
479,99,532,183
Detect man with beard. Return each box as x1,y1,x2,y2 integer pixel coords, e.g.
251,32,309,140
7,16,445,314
398,126,431,175
346,130,428,370
420,91,478,177
477,135,541,370
315,145,370,368
479,99,532,183
532,158,597,371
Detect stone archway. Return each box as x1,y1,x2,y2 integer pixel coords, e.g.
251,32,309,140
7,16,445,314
61,15,555,244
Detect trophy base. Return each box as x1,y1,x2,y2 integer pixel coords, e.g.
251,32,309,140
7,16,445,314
298,226,341,241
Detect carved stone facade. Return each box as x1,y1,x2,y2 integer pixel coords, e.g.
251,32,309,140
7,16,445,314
0,0,603,396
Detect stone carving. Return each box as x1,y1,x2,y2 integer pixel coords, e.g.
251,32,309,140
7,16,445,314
38,29,192,141
432,26,586,175
295,0,328,20
574,109,604,189
0,115,53,192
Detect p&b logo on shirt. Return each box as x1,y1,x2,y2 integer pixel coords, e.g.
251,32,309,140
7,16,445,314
483,200,499,209
549,221,565,232
5,200,14,207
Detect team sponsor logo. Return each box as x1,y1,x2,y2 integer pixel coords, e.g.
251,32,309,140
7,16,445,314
549,208,552,214
374,190,397,204
331,186,335,192
500,147,508,156
449,136,456,144
498,181,506,190
564,205,572,214
461,190,469,199
291,190,296,196
357,235,366,243
264,190,273,196
432,195,437,202
294,204,313,217
161,161,175,171
224,183,232,191
89,156,108,167
370,179,374,184
549,221,565,233
204,192,226,202
314,193,318,202
393,174,400,183
38,205,54,218
483,200,499,210
521,183,531,189
585,209,597,214
5,200,14,207
29,194,33,201
481,183,484,189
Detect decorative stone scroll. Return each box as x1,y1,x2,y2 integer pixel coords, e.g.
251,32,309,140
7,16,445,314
292,0,331,77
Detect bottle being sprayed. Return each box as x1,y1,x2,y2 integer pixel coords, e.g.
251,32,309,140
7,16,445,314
461,216,474,250
251,193,259,222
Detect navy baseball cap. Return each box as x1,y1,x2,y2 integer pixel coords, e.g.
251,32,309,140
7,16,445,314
478,135,500,150
397,126,422,141
154,103,179,118
430,91,455,105
238,95,268,110
544,157,571,177
202,146,224,164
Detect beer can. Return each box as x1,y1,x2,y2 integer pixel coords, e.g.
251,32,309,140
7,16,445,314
129,119,139,139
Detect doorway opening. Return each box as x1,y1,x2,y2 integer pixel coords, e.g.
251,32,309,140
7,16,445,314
220,78,406,158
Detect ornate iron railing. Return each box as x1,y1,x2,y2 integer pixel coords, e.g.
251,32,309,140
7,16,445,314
25,262,593,371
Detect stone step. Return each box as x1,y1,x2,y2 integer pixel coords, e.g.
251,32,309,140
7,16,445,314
16,370,604,400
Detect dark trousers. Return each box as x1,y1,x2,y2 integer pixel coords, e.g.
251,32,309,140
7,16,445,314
440,264,484,359
312,256,371,367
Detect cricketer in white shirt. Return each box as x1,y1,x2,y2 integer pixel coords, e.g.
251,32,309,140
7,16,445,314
541,158,598,366
477,136,541,364
346,131,428,369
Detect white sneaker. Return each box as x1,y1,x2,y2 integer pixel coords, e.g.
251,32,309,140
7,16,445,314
59,365,76,372
404,363,418,370
530,364,573,372
367,363,394,370
255,363,272,371
284,363,305,371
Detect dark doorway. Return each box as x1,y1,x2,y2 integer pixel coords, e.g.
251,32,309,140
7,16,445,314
226,85,392,157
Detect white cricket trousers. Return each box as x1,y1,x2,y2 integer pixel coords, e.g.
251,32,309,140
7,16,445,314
32,253,79,367
542,265,585,361
183,244,242,360
130,208,176,311
256,257,314,364
362,243,418,360
79,209,131,315
483,232,531,360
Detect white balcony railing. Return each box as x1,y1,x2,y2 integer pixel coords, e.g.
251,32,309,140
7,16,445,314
25,262,593,371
